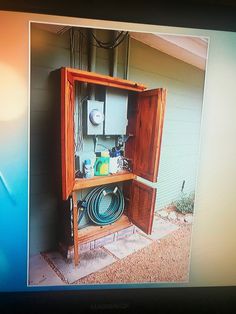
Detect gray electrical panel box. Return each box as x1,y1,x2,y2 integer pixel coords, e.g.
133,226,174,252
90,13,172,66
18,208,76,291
86,100,104,135
104,87,128,135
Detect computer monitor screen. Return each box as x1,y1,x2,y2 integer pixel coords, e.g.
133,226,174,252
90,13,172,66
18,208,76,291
0,5,235,310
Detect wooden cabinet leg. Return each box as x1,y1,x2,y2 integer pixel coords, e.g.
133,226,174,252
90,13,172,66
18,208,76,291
72,192,79,266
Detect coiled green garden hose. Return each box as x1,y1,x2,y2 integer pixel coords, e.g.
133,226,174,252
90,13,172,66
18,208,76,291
80,185,124,226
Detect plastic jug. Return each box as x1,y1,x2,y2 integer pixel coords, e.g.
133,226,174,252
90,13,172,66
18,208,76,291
94,157,110,176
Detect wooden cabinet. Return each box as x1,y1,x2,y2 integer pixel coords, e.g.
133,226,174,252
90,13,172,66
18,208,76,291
60,67,166,265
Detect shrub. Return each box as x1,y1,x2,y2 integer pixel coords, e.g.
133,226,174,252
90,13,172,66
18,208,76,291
173,192,195,214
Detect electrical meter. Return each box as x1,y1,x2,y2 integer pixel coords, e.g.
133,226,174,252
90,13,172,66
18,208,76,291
86,100,104,135
89,109,104,125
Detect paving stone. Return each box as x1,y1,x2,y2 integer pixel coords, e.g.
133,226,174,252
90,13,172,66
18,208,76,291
80,242,91,253
114,232,118,241
94,233,115,248
90,241,95,250
168,211,177,221
104,233,152,259
158,210,168,218
29,254,64,286
145,216,179,240
117,226,135,239
45,249,116,283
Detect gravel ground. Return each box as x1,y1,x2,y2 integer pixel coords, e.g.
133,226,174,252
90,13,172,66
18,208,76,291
75,224,192,284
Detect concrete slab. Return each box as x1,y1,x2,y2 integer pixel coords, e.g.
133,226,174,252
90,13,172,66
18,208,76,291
138,216,179,240
94,233,115,249
29,254,64,286
45,248,116,283
104,233,152,259
117,225,136,240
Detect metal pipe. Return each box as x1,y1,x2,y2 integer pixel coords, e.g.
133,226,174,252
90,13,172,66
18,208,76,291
88,29,96,99
124,34,130,80
112,31,118,77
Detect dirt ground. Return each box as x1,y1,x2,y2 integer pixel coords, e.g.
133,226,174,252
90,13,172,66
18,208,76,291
75,224,192,284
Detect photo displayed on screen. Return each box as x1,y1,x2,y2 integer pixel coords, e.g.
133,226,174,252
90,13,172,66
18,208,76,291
28,21,209,286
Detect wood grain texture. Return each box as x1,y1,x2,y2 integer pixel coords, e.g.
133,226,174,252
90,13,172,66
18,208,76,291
61,68,75,200
123,181,132,216
128,180,156,235
73,171,136,191
78,214,132,244
63,67,147,92
133,88,166,182
125,94,138,162
72,192,79,266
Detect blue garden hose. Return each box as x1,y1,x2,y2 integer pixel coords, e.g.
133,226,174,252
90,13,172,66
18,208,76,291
78,185,124,226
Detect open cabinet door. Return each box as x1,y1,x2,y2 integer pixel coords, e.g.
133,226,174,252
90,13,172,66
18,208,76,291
129,180,156,234
61,68,75,200
133,88,166,182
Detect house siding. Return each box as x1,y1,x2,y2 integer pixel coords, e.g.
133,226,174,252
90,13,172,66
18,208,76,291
128,39,204,209
30,25,205,254
30,26,71,255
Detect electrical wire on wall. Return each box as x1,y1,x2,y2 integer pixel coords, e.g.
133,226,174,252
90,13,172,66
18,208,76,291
77,29,129,50
76,29,85,153
79,29,83,70
76,29,86,204
70,27,84,154
92,30,128,49
69,27,129,156
70,28,77,155
69,28,76,68
91,30,128,49
124,33,130,80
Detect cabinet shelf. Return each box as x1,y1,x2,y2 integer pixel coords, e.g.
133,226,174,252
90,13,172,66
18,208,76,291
73,171,136,190
78,214,132,244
